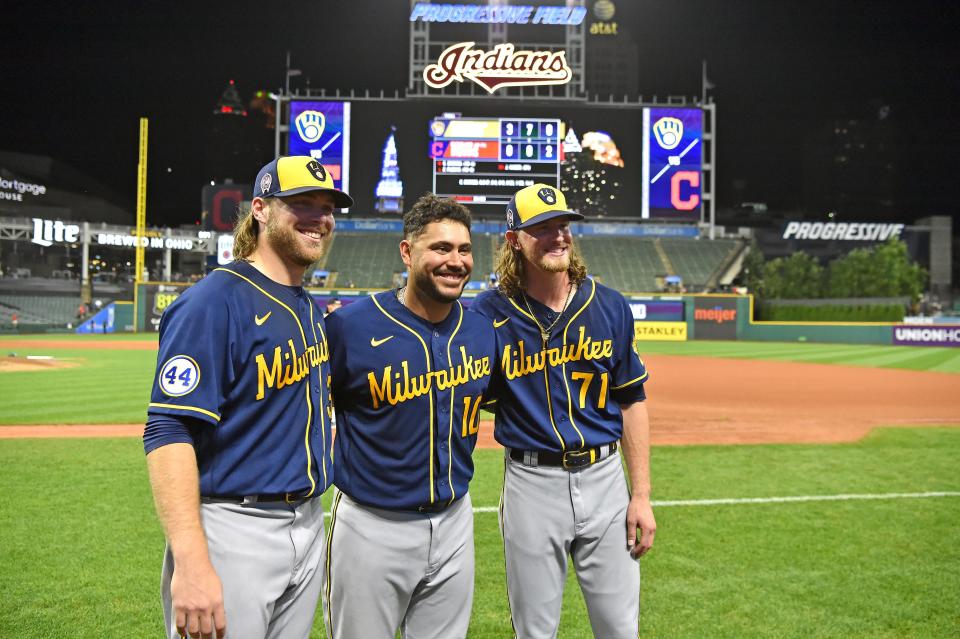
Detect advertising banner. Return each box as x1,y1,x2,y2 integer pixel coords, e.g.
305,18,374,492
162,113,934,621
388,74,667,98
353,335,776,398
629,301,684,322
693,297,738,340
892,325,960,347
634,321,687,342
142,284,188,332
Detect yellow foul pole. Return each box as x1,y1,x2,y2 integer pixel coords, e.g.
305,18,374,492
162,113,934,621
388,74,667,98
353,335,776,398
134,118,148,331
135,118,148,284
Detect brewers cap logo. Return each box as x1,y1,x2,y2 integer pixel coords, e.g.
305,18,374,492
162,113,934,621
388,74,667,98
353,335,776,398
537,187,557,206
259,173,273,194
506,207,515,228
306,160,327,182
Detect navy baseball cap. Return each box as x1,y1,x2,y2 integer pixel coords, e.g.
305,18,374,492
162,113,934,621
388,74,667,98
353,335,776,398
506,183,584,231
253,156,354,208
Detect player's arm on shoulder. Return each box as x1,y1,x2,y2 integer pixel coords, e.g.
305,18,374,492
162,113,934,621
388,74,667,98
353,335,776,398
621,400,656,559
145,416,226,638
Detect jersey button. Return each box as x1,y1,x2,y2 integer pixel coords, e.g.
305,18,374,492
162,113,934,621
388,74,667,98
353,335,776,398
434,330,440,338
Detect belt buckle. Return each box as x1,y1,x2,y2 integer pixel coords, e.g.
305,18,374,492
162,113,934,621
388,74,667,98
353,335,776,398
562,449,592,470
417,502,446,513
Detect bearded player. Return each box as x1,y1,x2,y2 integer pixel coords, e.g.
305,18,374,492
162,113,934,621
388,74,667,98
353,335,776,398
144,157,350,639
470,183,656,638
322,194,496,639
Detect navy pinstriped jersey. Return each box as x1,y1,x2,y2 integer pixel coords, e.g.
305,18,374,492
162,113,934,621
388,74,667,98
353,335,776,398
147,260,334,497
470,277,648,452
325,290,496,510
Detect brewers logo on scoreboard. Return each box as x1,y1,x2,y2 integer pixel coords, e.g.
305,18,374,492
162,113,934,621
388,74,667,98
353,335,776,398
288,101,351,207
642,107,703,220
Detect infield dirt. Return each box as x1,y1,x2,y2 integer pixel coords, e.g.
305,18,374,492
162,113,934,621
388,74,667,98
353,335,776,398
1,342,957,445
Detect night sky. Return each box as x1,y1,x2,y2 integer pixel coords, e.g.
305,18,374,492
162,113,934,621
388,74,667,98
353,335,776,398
3,0,958,226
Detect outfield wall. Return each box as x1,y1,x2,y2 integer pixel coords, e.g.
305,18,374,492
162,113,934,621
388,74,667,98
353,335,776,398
129,282,958,347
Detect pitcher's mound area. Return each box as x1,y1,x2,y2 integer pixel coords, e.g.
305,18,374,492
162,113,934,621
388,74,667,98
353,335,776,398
0,355,80,373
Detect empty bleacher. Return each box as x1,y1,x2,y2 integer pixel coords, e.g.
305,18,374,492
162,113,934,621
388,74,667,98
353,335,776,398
324,233,403,288
578,237,662,292
659,238,741,289
471,233,498,281
0,294,81,326
319,231,741,294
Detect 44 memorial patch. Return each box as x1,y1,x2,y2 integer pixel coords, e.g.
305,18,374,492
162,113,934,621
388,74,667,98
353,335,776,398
158,355,201,396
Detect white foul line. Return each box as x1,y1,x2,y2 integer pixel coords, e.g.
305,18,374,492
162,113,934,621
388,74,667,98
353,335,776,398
471,491,960,514
323,492,960,517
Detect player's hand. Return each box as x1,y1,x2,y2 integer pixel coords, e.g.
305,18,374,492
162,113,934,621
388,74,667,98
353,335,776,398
171,559,227,638
626,495,656,559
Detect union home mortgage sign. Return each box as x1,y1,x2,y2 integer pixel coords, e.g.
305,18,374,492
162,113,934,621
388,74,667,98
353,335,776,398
423,41,572,94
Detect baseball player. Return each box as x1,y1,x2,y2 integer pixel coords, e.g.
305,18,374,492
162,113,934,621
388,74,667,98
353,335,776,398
470,183,656,638
143,156,352,639
321,194,496,639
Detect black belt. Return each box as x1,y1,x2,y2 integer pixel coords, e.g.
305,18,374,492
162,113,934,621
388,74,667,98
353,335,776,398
203,491,313,505
348,492,459,515
413,500,454,514
509,442,618,469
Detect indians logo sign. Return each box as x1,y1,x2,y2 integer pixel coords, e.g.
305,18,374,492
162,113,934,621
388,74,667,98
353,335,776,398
423,41,572,94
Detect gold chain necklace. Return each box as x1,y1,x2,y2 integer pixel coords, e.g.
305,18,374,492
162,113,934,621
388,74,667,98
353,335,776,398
522,282,574,348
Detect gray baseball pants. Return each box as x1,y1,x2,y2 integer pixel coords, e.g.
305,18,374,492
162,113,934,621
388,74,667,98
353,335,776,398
161,496,326,639
501,451,640,639
321,490,474,639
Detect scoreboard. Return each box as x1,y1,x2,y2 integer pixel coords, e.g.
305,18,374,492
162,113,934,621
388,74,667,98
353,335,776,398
288,101,351,206
642,107,702,220
430,116,562,214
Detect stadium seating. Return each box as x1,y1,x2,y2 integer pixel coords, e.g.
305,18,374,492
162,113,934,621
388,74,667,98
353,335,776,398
660,238,741,288
0,294,83,326
471,233,498,282
577,237,663,292
318,231,741,293
324,233,404,288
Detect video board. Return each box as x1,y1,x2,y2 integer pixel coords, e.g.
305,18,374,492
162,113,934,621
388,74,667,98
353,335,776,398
430,116,562,214
288,101,351,204
642,107,703,220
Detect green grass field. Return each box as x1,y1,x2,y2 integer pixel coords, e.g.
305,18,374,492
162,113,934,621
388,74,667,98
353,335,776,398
1,335,959,637
1,430,958,638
